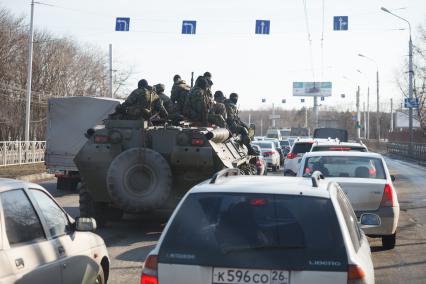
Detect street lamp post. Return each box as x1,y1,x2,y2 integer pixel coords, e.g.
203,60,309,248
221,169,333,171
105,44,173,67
25,0,35,141
358,54,378,140
381,6,414,156
356,68,370,139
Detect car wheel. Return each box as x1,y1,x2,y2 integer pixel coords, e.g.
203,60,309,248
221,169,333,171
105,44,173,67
272,165,277,172
95,265,105,284
382,233,396,249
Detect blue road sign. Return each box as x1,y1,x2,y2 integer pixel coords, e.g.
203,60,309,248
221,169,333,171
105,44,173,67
301,99,305,103
182,21,197,34
255,20,270,34
115,17,130,31
333,16,348,31
404,98,419,108
262,98,266,103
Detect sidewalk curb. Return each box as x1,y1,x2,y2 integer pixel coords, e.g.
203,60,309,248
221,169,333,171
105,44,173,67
16,173,55,183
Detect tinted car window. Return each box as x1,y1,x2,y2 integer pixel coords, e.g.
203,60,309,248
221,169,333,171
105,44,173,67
292,142,313,154
303,156,386,179
159,193,347,271
1,189,45,245
312,146,367,152
280,140,290,147
336,191,361,251
252,142,274,149
313,128,348,142
30,189,70,238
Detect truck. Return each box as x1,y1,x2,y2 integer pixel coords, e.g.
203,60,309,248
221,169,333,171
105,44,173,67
45,97,122,191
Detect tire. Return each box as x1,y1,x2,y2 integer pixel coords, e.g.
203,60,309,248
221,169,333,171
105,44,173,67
106,148,172,213
79,183,107,228
382,233,396,249
272,165,277,172
95,265,105,284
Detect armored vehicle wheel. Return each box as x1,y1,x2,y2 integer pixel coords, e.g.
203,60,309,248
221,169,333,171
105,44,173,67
106,147,172,212
79,183,108,227
239,164,257,175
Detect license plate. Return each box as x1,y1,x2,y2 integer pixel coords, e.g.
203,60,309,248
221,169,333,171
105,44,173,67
212,268,289,284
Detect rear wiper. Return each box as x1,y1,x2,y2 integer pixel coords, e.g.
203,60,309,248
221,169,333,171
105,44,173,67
222,244,305,254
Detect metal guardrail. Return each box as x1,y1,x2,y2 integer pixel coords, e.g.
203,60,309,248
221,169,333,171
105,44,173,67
386,142,426,161
0,141,46,167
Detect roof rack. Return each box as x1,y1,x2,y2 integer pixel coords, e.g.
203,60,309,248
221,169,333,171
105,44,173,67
311,171,325,188
210,168,240,184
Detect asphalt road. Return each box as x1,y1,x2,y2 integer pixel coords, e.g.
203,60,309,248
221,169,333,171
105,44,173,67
39,156,426,284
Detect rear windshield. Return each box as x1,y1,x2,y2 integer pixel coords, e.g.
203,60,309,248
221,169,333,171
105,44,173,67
252,142,274,149
313,128,348,142
280,140,289,147
159,193,347,271
312,146,367,152
292,142,313,154
266,133,279,139
303,156,386,179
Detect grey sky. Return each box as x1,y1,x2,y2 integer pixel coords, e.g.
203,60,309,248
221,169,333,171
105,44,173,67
3,0,426,111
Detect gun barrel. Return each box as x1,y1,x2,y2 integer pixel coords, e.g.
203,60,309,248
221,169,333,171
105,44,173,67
205,128,230,143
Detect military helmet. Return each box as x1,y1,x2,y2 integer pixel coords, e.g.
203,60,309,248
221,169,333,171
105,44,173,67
138,79,148,88
229,92,238,104
214,90,224,99
173,74,181,82
195,76,208,90
154,83,165,93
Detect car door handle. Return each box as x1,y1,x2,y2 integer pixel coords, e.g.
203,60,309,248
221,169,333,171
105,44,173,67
58,246,65,256
15,258,25,269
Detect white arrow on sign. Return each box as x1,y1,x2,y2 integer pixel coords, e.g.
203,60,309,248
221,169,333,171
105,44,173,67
117,19,128,31
260,21,265,34
183,22,195,34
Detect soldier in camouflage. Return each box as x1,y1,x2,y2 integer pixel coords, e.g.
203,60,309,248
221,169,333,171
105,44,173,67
210,90,227,128
170,75,190,116
121,79,168,120
183,76,212,125
203,71,213,98
154,83,174,114
225,93,257,155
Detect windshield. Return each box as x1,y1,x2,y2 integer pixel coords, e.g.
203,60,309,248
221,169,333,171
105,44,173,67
159,193,347,271
252,142,274,149
303,156,386,179
313,128,348,142
280,140,290,146
292,142,313,154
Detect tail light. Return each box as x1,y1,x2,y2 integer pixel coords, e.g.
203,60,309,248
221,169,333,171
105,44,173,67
94,135,109,144
287,152,296,159
347,264,365,283
264,151,273,156
191,138,205,146
141,255,158,284
380,184,395,207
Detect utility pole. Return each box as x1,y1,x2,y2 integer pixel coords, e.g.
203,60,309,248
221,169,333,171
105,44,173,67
408,35,414,156
109,44,113,98
260,119,263,136
367,86,370,139
363,102,366,138
24,0,35,141
390,98,394,132
304,107,308,128
190,72,194,88
356,86,361,140
376,70,380,141
272,103,276,128
313,96,319,128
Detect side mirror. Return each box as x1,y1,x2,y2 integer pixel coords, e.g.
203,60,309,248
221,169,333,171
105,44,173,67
75,217,97,232
391,175,396,182
359,213,381,229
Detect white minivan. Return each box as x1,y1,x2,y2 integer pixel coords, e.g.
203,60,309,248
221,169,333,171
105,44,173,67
141,170,379,284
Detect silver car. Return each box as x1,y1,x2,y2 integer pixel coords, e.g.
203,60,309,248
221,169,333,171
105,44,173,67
0,178,110,284
252,141,280,171
298,151,400,249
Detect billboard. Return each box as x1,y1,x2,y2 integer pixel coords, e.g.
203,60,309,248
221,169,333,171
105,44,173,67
293,82,332,97
395,111,421,128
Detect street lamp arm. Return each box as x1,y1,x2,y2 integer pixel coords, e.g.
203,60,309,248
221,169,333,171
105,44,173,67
381,7,412,36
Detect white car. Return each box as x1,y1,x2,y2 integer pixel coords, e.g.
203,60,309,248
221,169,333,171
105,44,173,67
0,178,110,284
141,170,378,284
283,138,314,176
298,151,400,249
252,141,280,171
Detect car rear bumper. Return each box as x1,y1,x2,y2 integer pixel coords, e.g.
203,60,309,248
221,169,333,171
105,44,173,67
356,206,399,236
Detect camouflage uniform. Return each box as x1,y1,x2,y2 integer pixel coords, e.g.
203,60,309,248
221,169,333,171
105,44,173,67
154,83,175,114
122,80,168,120
225,93,257,155
171,77,190,115
183,77,212,124
209,91,227,128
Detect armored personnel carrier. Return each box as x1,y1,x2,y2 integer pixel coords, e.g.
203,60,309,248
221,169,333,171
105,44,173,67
74,119,256,225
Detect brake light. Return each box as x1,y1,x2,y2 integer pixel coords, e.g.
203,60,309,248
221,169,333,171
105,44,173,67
141,255,158,284
287,153,296,159
249,198,268,206
329,147,352,151
191,138,204,146
347,264,365,281
94,135,109,144
380,184,395,207
264,151,273,156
